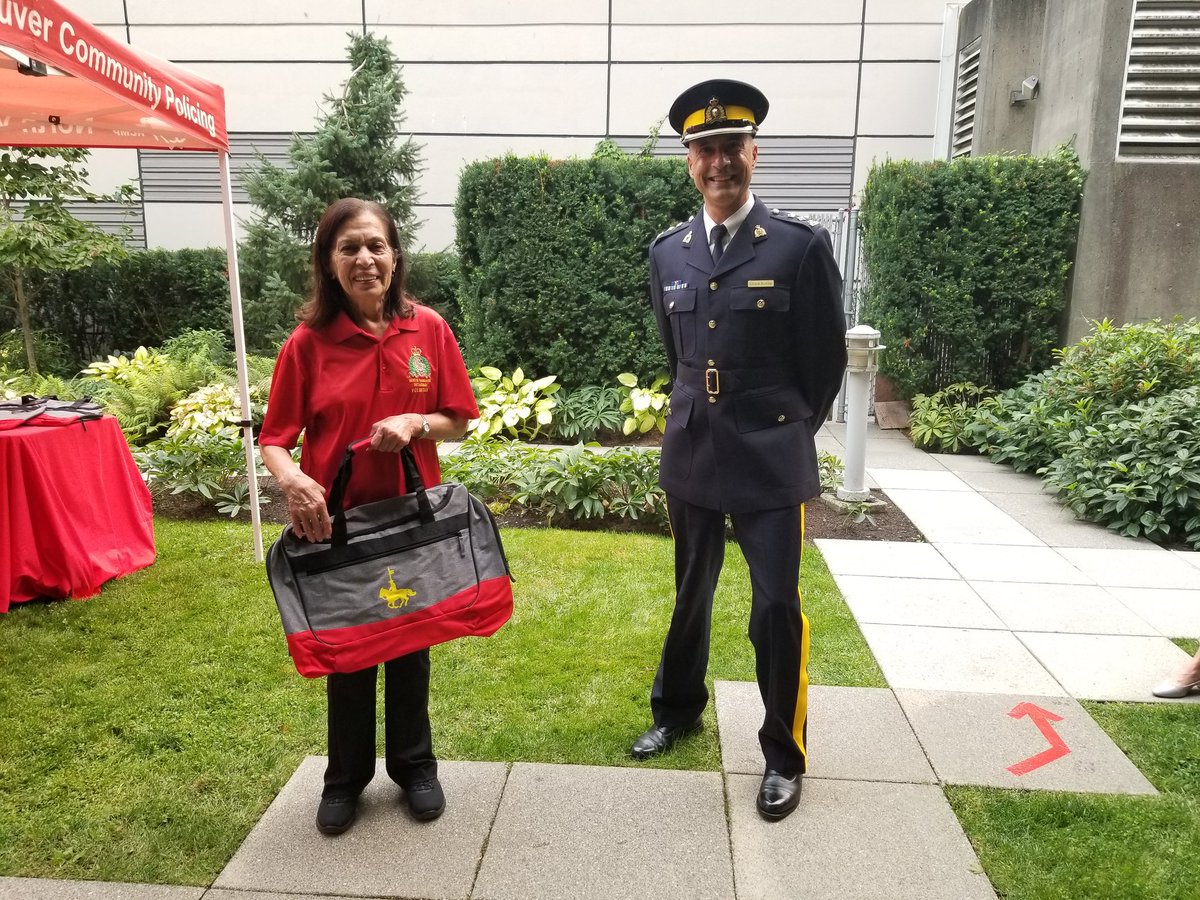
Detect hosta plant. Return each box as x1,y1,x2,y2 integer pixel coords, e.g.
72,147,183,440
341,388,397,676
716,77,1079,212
617,372,669,436
468,366,560,441
80,346,167,383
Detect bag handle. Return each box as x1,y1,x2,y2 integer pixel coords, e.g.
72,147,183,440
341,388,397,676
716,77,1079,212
327,438,434,546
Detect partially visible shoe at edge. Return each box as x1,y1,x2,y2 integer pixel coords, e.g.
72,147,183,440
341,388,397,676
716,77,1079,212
404,776,446,821
1151,675,1200,699
316,794,357,835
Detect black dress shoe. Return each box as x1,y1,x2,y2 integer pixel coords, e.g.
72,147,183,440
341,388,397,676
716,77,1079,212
403,776,446,821
756,769,802,821
316,795,357,835
629,720,703,760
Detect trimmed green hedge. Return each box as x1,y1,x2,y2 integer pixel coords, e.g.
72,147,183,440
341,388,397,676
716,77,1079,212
11,248,231,372
455,154,697,389
859,146,1085,399
409,251,462,335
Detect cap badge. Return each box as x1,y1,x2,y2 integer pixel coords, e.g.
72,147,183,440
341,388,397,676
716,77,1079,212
753,224,767,238
705,97,727,124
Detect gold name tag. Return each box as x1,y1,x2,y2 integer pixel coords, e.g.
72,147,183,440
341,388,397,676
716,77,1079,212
746,279,774,288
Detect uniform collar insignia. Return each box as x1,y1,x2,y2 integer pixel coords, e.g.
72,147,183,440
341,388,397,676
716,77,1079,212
753,224,766,238
682,230,692,244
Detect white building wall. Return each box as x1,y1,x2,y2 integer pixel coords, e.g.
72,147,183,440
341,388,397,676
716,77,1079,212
66,1,961,250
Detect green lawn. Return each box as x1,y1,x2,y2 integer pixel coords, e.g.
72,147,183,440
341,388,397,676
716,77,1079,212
949,700,1200,900
4,520,1199,896
0,519,879,885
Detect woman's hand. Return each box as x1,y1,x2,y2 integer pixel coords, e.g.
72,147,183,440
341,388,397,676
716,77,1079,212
280,468,332,542
367,413,426,452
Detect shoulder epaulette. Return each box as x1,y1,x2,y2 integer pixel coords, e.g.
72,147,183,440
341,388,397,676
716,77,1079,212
769,209,823,231
652,220,690,244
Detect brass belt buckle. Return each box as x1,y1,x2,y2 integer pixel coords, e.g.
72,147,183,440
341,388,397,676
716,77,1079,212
704,367,720,396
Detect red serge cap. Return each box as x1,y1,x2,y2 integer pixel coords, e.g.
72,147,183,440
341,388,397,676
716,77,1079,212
668,78,769,144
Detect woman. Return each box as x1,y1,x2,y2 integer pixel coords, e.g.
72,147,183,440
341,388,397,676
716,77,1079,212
259,198,478,836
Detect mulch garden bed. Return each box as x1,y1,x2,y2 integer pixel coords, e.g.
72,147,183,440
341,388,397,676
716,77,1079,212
153,482,924,544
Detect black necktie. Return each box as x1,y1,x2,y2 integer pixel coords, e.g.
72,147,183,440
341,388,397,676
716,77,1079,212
710,223,727,263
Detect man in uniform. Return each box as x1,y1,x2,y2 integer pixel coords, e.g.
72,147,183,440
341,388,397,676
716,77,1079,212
630,79,847,821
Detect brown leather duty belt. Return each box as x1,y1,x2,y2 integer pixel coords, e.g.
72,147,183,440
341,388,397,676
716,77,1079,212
673,364,790,396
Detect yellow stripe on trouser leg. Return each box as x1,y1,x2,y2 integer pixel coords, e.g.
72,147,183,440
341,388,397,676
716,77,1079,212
792,503,809,769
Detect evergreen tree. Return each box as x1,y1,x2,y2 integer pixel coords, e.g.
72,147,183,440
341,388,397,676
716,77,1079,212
239,32,423,349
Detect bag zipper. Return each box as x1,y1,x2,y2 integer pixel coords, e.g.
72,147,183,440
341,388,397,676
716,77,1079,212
300,529,465,577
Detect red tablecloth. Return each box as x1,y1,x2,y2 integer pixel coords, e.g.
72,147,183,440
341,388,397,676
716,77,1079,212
1,415,155,611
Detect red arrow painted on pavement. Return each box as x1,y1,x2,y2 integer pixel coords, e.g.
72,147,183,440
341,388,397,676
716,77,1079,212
1006,701,1071,776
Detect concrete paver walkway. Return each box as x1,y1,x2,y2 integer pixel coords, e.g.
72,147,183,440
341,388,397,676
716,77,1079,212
4,423,1196,900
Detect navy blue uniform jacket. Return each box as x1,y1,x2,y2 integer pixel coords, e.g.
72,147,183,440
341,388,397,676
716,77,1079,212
650,198,848,513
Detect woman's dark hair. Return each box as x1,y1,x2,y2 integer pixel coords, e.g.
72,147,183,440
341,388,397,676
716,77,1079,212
298,198,412,328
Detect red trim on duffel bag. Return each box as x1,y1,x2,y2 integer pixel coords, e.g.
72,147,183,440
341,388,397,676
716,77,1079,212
286,575,514,677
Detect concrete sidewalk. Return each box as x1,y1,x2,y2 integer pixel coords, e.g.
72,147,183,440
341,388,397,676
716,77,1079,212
4,423,1196,900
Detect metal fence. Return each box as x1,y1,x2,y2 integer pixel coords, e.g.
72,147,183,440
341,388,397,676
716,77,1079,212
795,208,866,422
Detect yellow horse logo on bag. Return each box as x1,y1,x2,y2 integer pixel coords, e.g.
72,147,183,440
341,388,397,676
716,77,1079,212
379,568,416,609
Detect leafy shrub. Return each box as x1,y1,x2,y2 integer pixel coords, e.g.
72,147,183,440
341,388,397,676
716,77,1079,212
818,451,844,494
408,251,461,334
167,383,244,435
968,318,1200,472
133,425,264,518
468,366,560,441
552,384,625,442
440,441,667,529
79,329,236,440
80,346,168,383
909,382,993,453
859,146,1085,399
455,153,696,388
1042,387,1200,547
0,327,72,376
16,248,231,371
617,372,669,436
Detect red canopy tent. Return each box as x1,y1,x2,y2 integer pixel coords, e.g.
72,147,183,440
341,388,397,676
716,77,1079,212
0,0,264,560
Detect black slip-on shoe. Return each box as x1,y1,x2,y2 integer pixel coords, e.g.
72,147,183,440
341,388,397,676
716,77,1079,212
629,719,703,760
756,769,802,821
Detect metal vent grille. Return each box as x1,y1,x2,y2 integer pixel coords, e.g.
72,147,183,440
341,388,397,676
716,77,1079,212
1119,0,1200,161
614,136,854,211
952,37,982,159
8,201,146,249
138,133,310,203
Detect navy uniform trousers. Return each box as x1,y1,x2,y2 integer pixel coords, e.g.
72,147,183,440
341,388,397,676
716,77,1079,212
323,650,437,798
653,497,810,775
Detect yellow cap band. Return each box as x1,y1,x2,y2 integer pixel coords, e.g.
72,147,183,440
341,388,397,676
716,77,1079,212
682,104,757,134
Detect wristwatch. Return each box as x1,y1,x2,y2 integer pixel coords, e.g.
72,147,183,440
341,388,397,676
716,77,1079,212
418,415,430,437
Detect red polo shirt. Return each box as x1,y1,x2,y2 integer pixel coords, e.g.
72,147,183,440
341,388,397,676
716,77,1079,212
259,304,478,509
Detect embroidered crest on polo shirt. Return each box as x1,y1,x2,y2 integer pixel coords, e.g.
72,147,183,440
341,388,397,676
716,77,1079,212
407,346,432,393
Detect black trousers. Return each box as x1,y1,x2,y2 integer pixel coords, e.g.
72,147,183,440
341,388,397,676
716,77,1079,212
652,496,810,775
322,649,437,798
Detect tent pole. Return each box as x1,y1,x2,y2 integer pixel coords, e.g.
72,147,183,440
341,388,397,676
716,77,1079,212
219,151,264,562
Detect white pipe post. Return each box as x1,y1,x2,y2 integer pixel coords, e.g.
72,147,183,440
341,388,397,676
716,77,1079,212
838,367,871,500
218,151,264,562
837,324,882,502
